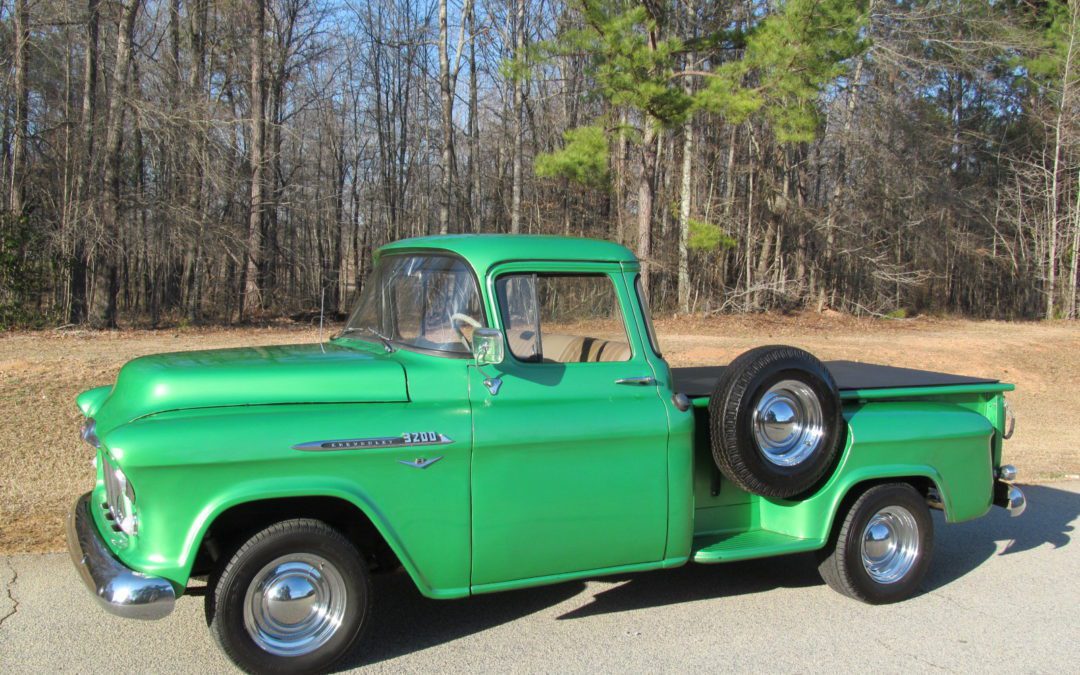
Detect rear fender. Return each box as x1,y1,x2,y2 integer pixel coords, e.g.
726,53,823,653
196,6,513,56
758,401,994,542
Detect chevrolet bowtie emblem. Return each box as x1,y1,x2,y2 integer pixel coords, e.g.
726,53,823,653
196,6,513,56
398,456,443,469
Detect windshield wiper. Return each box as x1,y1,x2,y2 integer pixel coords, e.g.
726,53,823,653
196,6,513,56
340,326,396,353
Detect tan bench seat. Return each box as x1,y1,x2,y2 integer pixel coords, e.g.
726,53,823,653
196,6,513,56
506,330,630,363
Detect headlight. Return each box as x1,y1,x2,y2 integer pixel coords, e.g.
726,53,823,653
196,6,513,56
102,454,137,536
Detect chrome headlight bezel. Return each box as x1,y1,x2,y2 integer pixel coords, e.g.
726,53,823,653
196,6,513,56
81,419,101,448
114,469,138,536
102,454,138,536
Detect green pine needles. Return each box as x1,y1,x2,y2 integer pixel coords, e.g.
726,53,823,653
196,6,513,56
534,0,870,187
534,126,611,189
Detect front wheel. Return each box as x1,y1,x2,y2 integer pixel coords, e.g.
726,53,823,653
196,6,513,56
817,483,934,604
207,519,372,674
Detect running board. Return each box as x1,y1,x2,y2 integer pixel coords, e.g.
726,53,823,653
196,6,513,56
692,529,821,564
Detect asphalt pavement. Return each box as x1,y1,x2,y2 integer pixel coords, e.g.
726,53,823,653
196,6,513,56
2,481,1077,673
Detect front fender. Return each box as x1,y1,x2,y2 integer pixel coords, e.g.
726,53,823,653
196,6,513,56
98,401,473,600
177,478,466,599
77,385,112,418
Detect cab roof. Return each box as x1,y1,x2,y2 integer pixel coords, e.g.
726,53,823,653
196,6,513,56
378,234,639,274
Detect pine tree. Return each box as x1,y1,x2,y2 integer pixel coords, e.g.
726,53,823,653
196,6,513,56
535,0,869,296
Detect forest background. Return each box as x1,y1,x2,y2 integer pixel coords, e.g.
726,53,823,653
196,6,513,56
1,0,1079,327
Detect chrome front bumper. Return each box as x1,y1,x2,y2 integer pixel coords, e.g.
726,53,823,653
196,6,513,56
66,492,176,620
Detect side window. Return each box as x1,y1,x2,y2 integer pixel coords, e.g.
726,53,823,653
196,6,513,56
496,274,632,363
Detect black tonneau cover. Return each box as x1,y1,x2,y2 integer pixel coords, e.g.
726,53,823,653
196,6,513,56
672,360,999,398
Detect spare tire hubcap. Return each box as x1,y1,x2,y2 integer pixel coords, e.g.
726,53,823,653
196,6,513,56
752,380,825,467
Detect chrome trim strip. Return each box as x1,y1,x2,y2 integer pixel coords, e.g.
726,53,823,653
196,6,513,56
292,432,454,452
66,492,176,620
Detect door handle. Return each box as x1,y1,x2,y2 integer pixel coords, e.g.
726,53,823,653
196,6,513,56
615,376,656,386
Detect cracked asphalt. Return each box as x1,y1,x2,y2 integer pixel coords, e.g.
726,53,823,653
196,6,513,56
1,481,1077,673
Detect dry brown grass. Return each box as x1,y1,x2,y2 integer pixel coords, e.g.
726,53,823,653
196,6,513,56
2,315,1077,555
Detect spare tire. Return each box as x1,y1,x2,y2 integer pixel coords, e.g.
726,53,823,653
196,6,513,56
708,345,843,499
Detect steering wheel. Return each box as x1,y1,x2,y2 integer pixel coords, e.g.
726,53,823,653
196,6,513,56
450,312,483,349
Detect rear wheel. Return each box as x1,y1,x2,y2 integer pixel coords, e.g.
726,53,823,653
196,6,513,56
207,518,372,674
817,483,934,604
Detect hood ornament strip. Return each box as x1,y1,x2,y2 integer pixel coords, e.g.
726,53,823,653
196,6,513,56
292,432,453,452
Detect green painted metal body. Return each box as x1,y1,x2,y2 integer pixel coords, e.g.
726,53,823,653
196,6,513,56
76,235,1014,601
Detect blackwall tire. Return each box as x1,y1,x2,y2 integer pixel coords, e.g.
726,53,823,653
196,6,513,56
707,345,843,498
206,518,372,674
817,483,934,604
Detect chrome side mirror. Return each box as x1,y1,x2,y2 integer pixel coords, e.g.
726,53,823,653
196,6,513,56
472,328,505,366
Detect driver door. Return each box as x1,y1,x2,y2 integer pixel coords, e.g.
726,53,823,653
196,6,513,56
469,264,670,588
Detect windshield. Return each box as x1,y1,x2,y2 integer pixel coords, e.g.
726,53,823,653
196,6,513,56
340,254,485,354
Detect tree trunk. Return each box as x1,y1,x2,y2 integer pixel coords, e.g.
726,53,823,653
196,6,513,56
723,126,737,219
467,0,480,232
242,0,266,320
70,0,100,324
614,108,629,244
509,0,526,233
677,117,693,313
1069,167,1080,319
818,58,863,312
1046,5,1077,319
90,0,141,328
10,0,29,215
186,0,208,323
438,0,453,235
637,121,657,295
744,132,756,312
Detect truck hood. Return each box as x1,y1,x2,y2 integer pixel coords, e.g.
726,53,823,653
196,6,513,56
89,343,407,431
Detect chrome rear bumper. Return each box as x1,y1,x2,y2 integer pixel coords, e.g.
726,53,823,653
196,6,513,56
993,480,1026,518
66,492,176,620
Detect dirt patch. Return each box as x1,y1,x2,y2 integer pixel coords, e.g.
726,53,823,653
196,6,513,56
1,316,1077,555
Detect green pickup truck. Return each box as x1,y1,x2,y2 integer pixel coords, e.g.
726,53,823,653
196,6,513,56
67,235,1025,673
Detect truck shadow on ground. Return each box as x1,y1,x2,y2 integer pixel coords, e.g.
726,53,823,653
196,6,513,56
344,482,1076,669
924,482,1077,591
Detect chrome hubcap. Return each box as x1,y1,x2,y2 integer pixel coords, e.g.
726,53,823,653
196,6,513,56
861,506,920,584
752,380,825,467
243,554,347,656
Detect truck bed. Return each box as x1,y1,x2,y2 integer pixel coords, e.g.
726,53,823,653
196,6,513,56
672,360,999,398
